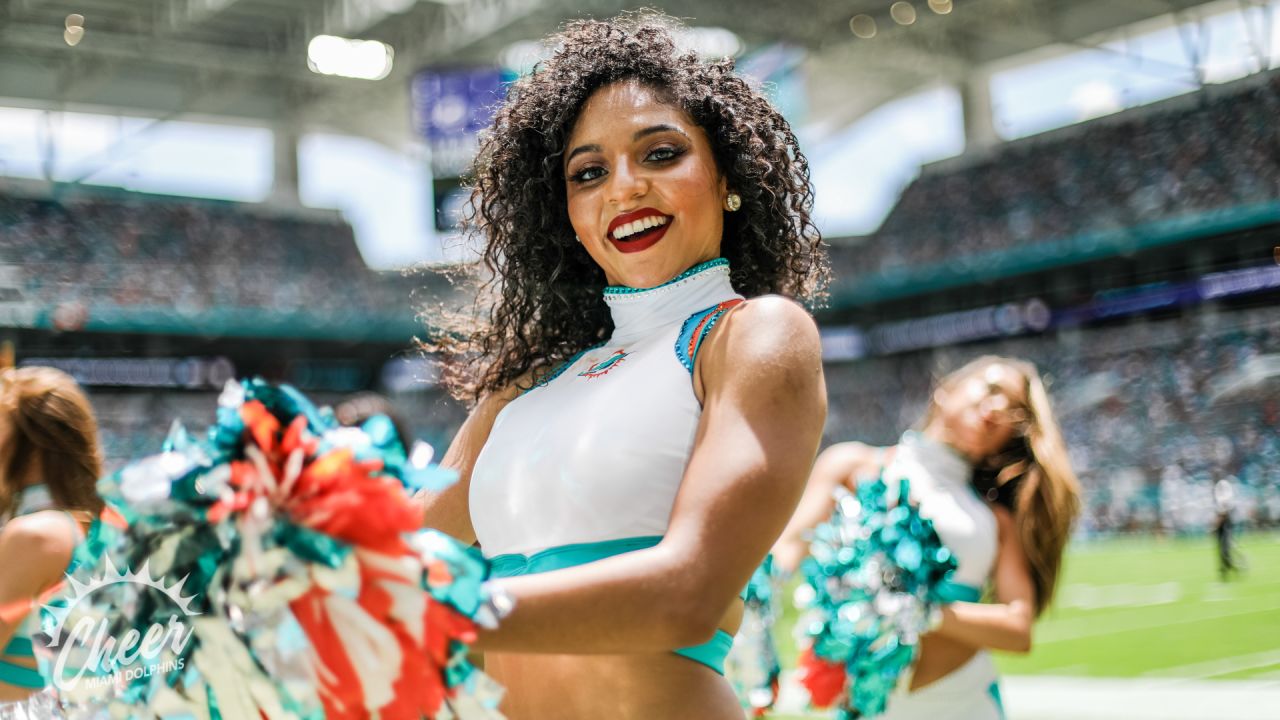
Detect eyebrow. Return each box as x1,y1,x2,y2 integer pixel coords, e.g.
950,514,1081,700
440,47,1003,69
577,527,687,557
565,124,690,164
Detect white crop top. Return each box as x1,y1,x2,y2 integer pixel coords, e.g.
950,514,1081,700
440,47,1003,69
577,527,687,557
884,431,998,589
469,259,744,558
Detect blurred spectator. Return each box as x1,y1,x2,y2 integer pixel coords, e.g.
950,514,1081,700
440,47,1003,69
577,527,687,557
1213,476,1241,580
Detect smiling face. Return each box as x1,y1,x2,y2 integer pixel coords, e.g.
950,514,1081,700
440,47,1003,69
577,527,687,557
929,362,1031,462
563,80,728,288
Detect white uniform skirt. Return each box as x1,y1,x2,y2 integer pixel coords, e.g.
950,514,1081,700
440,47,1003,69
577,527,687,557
879,651,1005,720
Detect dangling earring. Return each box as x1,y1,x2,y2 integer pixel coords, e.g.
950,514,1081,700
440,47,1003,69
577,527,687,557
724,193,742,212
575,234,582,243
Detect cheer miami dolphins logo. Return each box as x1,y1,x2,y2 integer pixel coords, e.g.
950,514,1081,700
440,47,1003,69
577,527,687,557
42,558,200,691
578,349,630,379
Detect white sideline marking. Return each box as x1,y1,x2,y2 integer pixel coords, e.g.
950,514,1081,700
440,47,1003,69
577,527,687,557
1035,604,1275,644
1002,675,1280,720
1056,582,1182,610
1141,650,1280,680
774,674,1280,719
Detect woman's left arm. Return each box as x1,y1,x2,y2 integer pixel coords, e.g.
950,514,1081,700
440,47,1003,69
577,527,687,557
476,296,826,653
931,506,1036,653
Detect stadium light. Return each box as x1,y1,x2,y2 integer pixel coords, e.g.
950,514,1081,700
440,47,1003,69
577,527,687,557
850,14,877,39
676,27,743,59
928,0,953,14
64,12,84,46
891,2,918,26
1071,80,1121,119
307,35,394,81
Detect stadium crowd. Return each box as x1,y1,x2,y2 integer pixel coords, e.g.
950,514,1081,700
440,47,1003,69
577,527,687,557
0,190,418,325
91,385,466,477
838,71,1280,278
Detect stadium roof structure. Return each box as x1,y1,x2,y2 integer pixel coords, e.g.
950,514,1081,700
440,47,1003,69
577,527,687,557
0,0,1231,148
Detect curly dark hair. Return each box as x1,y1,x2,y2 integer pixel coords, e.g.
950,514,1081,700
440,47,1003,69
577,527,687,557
433,13,828,404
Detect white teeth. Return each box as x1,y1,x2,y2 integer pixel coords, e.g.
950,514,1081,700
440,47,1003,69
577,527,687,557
613,215,669,240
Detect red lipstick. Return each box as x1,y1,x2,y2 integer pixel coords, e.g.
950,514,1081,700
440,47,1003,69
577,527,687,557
606,207,673,254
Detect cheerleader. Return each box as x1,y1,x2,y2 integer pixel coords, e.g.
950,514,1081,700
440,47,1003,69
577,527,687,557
775,356,1081,719
419,14,829,719
0,368,104,719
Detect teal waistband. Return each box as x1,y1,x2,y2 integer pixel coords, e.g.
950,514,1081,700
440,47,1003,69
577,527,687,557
488,535,738,675
934,580,983,604
2,618,45,690
4,637,34,656
490,536,666,577
0,656,46,690
674,630,734,674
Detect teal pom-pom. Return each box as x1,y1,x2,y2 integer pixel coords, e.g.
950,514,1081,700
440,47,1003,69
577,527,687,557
797,476,960,718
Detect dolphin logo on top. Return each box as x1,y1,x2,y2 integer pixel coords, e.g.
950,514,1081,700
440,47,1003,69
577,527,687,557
578,349,630,379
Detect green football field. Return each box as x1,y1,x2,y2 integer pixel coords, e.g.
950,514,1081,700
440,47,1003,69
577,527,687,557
766,531,1280,720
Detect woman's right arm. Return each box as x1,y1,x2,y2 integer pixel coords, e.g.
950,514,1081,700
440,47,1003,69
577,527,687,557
419,387,520,544
771,442,878,575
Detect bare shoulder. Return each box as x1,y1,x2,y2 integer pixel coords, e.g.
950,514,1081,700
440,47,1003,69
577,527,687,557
817,441,880,468
697,294,822,393
473,380,524,419
719,294,821,362
0,512,76,569
814,441,886,487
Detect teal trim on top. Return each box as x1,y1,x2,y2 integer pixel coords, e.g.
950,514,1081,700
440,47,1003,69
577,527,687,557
603,258,729,296
3,637,34,656
831,201,1280,309
522,342,607,395
674,299,743,374
933,580,983,604
489,536,665,576
989,680,1006,719
488,535,742,675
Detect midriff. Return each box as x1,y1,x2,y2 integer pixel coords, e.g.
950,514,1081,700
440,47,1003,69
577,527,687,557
909,633,979,691
0,654,39,703
486,601,744,719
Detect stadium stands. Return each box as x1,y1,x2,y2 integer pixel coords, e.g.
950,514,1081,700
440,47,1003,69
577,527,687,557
829,70,1280,301
0,187,423,340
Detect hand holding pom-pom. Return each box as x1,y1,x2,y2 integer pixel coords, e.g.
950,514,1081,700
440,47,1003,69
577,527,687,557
795,476,959,719
46,379,506,720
